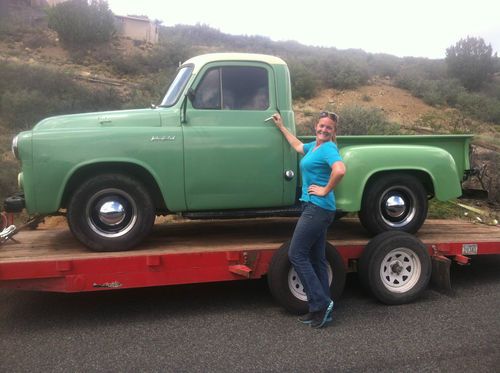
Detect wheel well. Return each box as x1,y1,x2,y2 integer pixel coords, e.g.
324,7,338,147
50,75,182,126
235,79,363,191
61,163,167,212
365,170,435,199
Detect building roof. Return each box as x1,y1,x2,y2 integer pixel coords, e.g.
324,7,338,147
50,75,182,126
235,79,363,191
115,15,152,23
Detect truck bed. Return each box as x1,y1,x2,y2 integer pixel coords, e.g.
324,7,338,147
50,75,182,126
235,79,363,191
1,218,498,263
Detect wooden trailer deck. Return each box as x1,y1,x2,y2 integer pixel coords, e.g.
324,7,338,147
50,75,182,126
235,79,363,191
1,218,499,263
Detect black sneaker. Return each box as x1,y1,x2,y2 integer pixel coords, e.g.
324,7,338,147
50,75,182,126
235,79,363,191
298,312,315,324
298,311,333,324
310,300,334,329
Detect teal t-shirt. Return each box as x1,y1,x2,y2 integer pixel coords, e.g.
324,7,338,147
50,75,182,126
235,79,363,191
300,141,343,211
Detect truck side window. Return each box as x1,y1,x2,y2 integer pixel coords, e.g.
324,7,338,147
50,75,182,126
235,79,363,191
193,68,221,109
222,67,269,110
193,66,269,110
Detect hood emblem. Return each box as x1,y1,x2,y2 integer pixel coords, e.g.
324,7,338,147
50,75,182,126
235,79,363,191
151,135,176,142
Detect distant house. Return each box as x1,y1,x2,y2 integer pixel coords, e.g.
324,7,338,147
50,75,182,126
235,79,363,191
30,0,67,6
115,15,159,44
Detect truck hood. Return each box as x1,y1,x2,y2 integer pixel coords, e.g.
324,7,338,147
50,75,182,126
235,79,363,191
33,108,162,131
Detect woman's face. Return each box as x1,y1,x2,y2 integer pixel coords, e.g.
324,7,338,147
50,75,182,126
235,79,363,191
315,118,336,143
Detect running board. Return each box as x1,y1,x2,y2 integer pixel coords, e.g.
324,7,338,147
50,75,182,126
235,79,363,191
183,206,303,220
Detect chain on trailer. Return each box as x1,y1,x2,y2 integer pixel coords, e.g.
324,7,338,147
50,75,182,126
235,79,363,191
0,214,45,245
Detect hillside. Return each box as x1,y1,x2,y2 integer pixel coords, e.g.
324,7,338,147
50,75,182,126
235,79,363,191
0,3,498,224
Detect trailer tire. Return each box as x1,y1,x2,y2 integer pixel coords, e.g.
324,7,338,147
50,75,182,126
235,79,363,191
359,231,431,305
267,241,346,314
359,174,427,235
67,174,155,252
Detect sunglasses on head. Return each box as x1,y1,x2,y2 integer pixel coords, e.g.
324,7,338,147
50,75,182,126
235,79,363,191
319,111,338,122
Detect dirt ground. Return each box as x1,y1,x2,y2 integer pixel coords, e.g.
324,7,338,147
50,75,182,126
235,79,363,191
295,78,441,126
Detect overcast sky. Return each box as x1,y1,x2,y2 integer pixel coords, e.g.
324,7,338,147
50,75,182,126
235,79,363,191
106,0,500,59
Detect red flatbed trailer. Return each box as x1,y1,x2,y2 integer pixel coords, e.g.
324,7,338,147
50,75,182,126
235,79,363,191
1,218,499,303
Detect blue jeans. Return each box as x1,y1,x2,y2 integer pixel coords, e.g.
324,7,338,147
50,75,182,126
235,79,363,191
288,203,335,312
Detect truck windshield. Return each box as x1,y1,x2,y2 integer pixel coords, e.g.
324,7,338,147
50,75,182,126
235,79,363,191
159,66,193,107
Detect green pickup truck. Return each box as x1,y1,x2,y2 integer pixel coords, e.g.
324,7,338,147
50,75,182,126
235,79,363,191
8,53,473,251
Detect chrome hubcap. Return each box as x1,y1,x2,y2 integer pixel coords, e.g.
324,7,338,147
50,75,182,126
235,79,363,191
379,186,416,228
385,195,406,218
86,189,137,238
97,201,126,226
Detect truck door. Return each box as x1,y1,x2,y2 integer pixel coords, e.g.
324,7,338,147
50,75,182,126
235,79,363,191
183,63,285,211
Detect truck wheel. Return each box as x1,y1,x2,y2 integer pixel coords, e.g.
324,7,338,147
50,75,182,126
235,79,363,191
67,174,155,252
267,241,346,314
359,231,431,305
359,174,427,235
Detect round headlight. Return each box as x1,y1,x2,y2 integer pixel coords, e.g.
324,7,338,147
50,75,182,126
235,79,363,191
12,135,19,159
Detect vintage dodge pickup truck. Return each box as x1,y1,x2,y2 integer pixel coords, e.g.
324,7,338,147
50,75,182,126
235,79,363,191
7,53,473,251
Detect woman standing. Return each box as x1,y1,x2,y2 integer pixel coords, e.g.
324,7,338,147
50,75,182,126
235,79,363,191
272,112,346,328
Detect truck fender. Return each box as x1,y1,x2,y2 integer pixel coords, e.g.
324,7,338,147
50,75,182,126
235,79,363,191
335,144,462,212
58,159,174,212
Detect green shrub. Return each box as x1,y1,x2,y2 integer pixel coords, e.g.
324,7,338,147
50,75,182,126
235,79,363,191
446,36,495,91
289,62,319,100
0,62,122,131
107,39,190,77
110,52,146,75
415,111,475,134
47,0,115,47
331,63,369,90
455,92,500,124
22,29,54,49
395,68,500,124
336,106,401,135
319,58,369,90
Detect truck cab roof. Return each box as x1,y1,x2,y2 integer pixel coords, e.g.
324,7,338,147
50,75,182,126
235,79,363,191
183,53,287,72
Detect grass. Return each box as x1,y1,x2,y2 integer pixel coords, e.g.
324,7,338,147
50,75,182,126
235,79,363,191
427,199,464,219
428,198,498,225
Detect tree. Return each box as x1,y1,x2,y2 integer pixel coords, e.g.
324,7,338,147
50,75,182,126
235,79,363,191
445,36,495,91
47,0,115,47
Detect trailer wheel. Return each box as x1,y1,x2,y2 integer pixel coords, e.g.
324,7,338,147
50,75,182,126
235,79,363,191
359,231,431,305
67,174,155,252
267,241,346,314
359,174,428,235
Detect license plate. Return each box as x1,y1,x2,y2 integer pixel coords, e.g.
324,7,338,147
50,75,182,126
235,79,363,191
462,244,478,255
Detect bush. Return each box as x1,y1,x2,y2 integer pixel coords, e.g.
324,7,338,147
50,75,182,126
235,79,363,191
319,58,369,90
415,111,475,134
289,62,319,100
336,106,401,135
395,68,500,124
0,62,123,131
22,29,54,49
107,39,190,77
47,0,115,47
418,79,467,107
446,36,495,91
330,62,369,90
0,132,19,203
455,92,500,124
